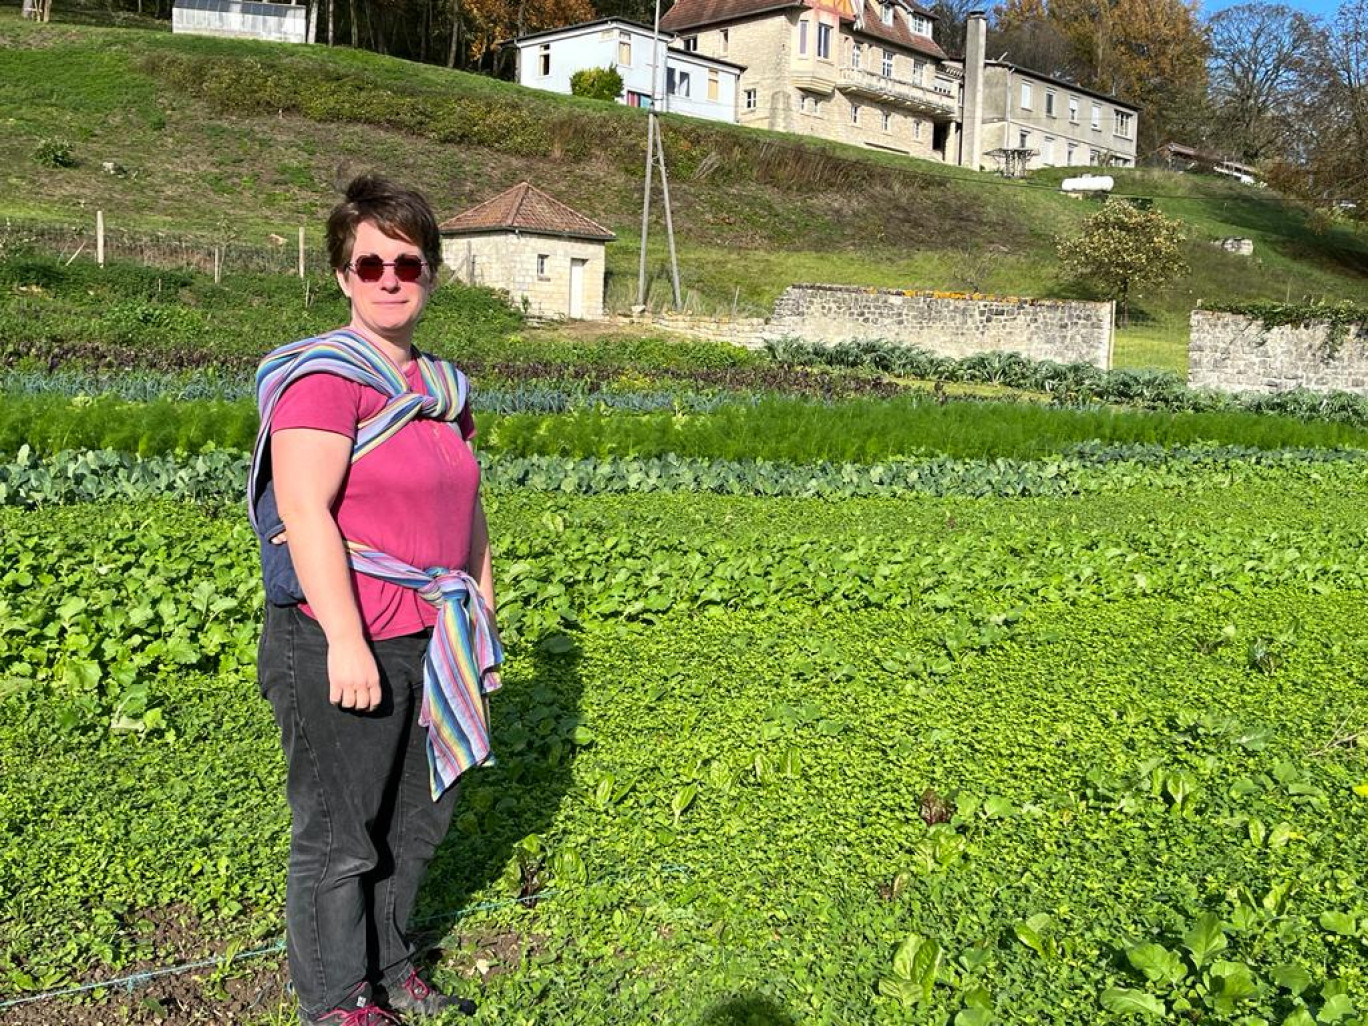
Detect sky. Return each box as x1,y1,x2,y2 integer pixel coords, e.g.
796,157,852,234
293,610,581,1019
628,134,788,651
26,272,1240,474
1197,0,1343,20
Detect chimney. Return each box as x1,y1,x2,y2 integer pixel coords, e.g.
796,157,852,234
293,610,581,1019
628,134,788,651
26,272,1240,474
961,11,987,169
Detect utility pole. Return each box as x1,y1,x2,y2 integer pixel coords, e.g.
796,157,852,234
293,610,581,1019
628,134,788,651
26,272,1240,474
636,0,682,310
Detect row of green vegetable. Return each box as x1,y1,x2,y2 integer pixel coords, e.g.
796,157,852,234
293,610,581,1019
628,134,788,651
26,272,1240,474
5,488,1368,1023
5,444,1368,509
7,390,1368,462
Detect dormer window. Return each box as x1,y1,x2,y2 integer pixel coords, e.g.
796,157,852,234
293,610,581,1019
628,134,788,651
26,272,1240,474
880,3,894,26
912,13,931,35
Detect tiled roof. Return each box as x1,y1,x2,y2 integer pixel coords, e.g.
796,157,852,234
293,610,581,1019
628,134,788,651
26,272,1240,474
438,182,616,241
661,0,803,32
852,0,947,59
662,0,946,60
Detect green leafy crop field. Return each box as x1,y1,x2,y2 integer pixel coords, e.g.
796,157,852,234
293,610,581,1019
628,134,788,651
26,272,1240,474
4,476,1368,1024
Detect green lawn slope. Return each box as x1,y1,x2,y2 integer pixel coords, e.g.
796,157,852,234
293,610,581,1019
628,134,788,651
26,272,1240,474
2,8,1367,372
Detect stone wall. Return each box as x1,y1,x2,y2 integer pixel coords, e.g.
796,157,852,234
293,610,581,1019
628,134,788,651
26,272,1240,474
768,284,1114,367
1189,309,1368,394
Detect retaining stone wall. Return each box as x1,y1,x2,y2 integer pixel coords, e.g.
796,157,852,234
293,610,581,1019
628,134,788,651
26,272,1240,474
769,284,1114,368
1189,310,1368,394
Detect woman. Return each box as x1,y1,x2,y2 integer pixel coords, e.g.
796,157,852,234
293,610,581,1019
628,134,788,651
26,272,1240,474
251,175,499,1025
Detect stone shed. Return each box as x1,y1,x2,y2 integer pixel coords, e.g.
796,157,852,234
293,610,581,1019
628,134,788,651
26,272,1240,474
439,183,616,320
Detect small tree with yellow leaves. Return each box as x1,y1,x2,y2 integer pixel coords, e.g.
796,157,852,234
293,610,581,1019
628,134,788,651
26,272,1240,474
1056,199,1187,326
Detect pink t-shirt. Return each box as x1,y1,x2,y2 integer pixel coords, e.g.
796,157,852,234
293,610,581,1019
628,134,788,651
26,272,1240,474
270,361,480,640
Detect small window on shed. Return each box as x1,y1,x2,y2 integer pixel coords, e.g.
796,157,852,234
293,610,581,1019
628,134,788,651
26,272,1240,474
538,44,550,76
537,254,550,279
619,32,632,65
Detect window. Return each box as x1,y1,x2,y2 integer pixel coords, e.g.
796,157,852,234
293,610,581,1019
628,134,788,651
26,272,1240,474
882,110,892,132
627,90,652,108
618,34,631,65
536,254,549,279
682,35,698,52
880,2,893,24
817,22,832,59
799,93,812,114
913,57,925,84
1042,135,1054,162
708,69,719,101
1045,90,1056,116
667,68,691,97
1019,129,1030,149
744,88,757,110
538,44,550,77
881,49,893,77
798,19,809,55
850,101,860,124
914,118,922,140
1066,141,1077,164
720,28,729,54
1020,82,1032,110
1068,95,1079,122
1114,110,1132,138
852,41,862,68
1091,103,1101,130
1089,148,1101,163
912,13,931,35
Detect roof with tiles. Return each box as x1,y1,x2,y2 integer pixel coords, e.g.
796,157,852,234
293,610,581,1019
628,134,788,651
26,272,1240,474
662,0,945,60
661,0,803,32
438,182,616,241
851,0,946,59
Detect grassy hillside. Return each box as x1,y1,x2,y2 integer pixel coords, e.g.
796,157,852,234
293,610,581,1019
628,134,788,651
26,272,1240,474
2,8,1367,372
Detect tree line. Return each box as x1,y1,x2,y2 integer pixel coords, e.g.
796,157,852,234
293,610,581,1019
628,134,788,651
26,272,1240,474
29,0,1367,215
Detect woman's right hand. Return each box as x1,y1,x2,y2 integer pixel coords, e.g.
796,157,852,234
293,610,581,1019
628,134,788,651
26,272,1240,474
328,637,382,711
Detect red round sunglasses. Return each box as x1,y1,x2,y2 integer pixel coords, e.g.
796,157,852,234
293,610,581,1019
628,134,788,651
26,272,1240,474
348,254,428,283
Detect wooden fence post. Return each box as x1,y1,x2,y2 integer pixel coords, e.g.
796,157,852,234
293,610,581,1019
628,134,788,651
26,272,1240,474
96,211,105,267
298,227,306,279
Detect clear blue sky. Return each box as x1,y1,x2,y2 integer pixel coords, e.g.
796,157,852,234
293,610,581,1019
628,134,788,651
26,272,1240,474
1198,0,1342,20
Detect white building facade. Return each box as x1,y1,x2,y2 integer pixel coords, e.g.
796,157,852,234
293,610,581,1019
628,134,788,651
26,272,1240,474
172,0,311,43
513,18,743,123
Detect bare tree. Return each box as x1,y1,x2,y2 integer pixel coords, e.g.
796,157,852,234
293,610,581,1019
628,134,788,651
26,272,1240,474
1206,3,1312,162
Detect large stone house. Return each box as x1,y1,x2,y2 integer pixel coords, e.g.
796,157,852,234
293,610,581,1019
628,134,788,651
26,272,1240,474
658,0,1138,170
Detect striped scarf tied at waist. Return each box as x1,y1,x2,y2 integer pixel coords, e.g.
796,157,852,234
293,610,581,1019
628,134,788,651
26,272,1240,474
348,546,503,800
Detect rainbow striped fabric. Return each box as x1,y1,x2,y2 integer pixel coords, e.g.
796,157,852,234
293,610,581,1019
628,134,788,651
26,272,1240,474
248,328,469,535
247,329,501,798
348,546,503,798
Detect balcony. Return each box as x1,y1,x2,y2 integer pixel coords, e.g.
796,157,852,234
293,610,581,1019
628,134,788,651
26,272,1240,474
837,65,956,117
791,58,838,96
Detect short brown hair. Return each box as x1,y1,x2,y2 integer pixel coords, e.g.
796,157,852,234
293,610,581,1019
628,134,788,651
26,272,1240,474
326,174,443,273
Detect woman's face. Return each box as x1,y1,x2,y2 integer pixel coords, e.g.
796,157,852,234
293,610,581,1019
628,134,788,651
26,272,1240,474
336,219,434,348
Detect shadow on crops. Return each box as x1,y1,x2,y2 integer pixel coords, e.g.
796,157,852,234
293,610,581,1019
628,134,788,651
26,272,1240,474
697,994,798,1026
412,633,584,952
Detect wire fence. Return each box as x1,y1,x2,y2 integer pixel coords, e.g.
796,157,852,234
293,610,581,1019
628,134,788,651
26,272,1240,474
0,215,309,277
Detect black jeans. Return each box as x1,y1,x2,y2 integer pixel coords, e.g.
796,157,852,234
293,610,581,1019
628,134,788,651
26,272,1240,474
258,604,460,1017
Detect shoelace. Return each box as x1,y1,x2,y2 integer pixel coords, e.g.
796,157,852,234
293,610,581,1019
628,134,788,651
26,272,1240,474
401,968,438,1004
402,970,432,1002
333,1005,400,1026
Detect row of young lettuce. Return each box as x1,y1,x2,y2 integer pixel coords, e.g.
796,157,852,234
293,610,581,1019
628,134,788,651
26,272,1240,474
5,267,1368,1025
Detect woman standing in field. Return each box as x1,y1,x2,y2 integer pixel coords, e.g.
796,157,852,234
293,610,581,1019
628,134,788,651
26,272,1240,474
249,175,500,1025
